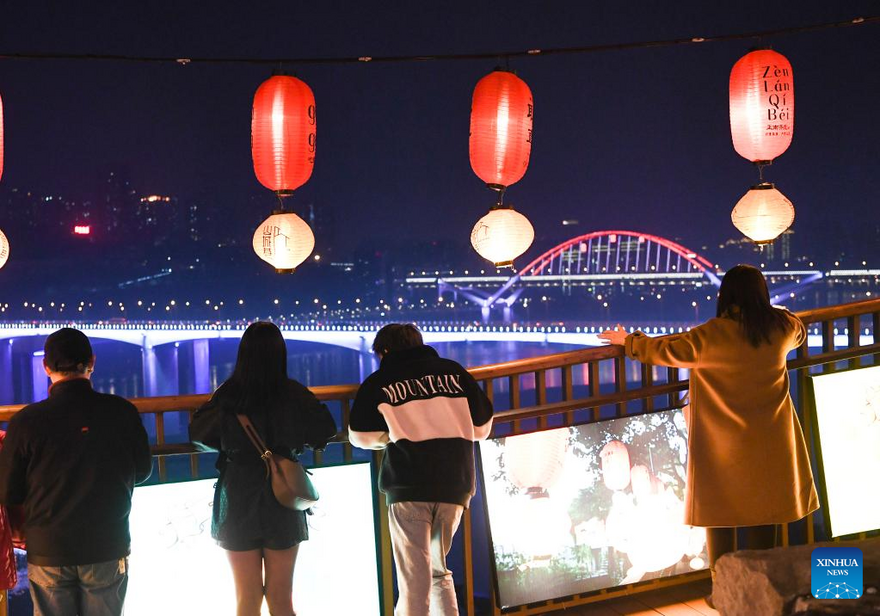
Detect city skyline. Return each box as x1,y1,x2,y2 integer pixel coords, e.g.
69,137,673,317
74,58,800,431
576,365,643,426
0,2,878,264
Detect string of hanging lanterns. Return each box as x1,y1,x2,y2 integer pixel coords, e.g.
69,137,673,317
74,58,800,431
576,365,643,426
468,69,535,268
250,74,318,273
0,16,874,273
728,49,796,244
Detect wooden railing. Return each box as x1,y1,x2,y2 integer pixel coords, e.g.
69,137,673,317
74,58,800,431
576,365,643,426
1,297,878,616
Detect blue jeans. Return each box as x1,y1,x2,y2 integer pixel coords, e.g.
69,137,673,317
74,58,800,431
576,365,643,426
28,558,129,616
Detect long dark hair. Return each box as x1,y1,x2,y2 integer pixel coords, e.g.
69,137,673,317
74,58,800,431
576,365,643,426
716,264,791,347
226,321,289,415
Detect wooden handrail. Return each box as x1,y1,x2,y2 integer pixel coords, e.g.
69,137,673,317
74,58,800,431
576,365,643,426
796,297,880,324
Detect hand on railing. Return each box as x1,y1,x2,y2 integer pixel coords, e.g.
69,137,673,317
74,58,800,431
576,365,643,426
598,324,628,346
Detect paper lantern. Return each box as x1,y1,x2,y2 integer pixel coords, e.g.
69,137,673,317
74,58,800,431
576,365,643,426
252,211,315,273
505,428,569,493
252,75,316,196
519,495,572,562
729,49,794,163
731,182,794,244
470,206,535,268
0,228,8,270
600,440,631,491
469,70,533,190
630,465,661,500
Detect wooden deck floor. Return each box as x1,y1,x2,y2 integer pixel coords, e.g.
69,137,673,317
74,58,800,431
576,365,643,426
544,579,719,616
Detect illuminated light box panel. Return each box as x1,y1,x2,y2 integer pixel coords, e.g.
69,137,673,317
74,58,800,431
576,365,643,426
478,410,707,609
810,365,880,538
127,462,380,615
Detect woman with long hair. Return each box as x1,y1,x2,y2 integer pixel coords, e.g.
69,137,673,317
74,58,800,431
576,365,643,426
190,322,337,616
599,264,818,596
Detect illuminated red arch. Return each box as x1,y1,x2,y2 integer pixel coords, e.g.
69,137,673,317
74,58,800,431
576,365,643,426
520,230,715,276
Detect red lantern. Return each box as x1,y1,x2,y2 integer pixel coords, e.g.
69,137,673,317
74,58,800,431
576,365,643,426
251,75,316,196
600,440,631,491
729,49,794,164
630,464,663,499
505,428,568,494
469,70,533,191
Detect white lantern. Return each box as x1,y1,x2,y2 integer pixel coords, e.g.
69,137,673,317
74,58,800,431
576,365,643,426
470,206,534,267
0,228,8,270
505,428,569,493
252,211,315,273
731,183,794,244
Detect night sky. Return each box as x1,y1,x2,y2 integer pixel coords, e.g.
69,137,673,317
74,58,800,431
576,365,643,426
1,1,878,256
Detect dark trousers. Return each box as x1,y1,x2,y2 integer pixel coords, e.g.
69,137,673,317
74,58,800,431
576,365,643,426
706,524,777,572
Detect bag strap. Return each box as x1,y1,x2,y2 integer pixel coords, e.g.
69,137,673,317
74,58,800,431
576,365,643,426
235,414,306,475
236,414,272,461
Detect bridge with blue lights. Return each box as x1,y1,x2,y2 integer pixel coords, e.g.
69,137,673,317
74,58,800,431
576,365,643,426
0,320,869,407
404,230,875,321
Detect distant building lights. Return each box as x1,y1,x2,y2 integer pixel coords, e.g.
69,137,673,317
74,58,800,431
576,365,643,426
73,225,91,235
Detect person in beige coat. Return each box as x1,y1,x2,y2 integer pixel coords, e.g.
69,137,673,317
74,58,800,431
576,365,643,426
599,264,819,588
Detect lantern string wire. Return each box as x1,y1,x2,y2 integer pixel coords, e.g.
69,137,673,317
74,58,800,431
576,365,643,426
0,16,876,67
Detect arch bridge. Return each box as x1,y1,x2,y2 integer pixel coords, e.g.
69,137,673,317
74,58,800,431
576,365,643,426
422,230,722,321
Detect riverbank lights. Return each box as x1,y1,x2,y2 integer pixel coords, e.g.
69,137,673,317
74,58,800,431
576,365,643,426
505,428,569,493
469,70,533,192
0,228,8,269
731,182,794,244
729,49,794,164
252,211,315,273
252,75,316,196
600,440,631,491
471,205,535,268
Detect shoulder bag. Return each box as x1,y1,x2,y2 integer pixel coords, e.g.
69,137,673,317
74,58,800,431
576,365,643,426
235,414,319,511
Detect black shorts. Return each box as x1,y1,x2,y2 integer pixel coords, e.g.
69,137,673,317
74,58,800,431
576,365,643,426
218,536,302,552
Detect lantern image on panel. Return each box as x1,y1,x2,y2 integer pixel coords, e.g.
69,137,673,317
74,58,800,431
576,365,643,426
0,228,8,270
729,49,794,164
469,70,533,192
470,206,535,268
519,495,573,564
630,464,662,500
505,429,571,562
252,75,316,196
252,211,315,273
600,440,631,491
505,428,569,495
731,182,794,244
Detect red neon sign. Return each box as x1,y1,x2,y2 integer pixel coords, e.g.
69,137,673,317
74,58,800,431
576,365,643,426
74,225,91,235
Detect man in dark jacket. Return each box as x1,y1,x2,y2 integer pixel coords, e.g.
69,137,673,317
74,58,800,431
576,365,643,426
349,323,493,616
0,328,152,616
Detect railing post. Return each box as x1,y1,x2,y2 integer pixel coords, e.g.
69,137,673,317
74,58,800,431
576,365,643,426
796,333,815,545
0,341,13,405
535,369,547,429
463,508,475,616
373,450,395,616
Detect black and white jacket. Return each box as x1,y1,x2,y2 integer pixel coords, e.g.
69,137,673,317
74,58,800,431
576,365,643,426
349,345,493,507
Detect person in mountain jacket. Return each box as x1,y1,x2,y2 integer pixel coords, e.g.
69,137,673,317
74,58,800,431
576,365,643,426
349,323,493,616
